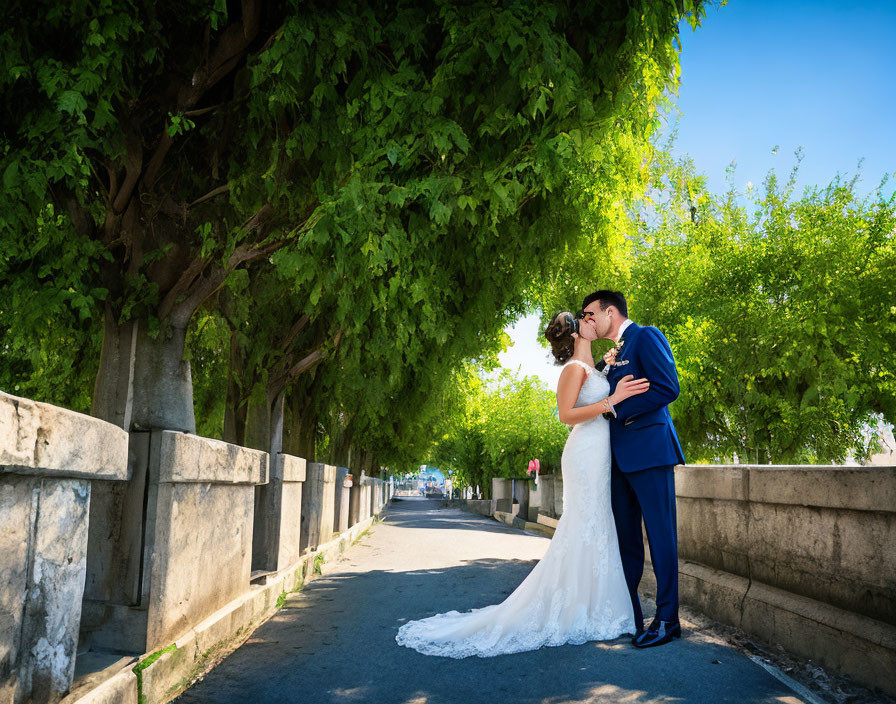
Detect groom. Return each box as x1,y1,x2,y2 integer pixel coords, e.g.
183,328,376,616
582,290,685,648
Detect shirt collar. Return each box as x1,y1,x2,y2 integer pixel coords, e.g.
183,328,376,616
615,318,633,344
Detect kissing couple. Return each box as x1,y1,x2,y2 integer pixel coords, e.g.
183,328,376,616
396,289,686,657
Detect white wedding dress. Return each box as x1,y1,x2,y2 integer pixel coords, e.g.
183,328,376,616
396,359,635,658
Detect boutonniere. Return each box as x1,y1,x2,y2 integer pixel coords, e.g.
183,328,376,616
609,338,629,367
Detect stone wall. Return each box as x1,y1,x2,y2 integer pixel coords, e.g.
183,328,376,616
0,392,129,704
143,432,269,650
1,389,398,703
252,453,307,574
676,465,896,625
300,463,337,553
670,464,896,696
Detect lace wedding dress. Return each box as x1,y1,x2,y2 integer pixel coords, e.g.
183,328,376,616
395,359,635,658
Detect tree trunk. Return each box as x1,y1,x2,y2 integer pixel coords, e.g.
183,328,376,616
223,329,247,445
283,390,317,461
91,303,137,429
92,308,195,433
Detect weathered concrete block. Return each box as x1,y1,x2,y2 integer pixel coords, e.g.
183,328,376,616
158,431,267,484
1,391,129,704
252,453,306,573
511,478,529,521
300,463,336,553
0,477,91,703
141,431,267,651
348,482,362,527
676,465,746,501
527,475,554,522
62,666,138,704
674,465,896,625
552,475,564,517
491,477,511,502
333,468,350,534
0,392,128,482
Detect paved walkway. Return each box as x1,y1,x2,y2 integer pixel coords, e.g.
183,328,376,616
175,498,812,704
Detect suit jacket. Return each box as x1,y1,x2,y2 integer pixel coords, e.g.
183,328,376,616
606,322,685,473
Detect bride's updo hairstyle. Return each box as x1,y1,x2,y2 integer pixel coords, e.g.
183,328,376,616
544,311,578,365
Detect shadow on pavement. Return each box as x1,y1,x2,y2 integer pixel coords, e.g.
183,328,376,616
175,529,802,703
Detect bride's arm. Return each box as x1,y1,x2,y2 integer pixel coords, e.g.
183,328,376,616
557,368,649,425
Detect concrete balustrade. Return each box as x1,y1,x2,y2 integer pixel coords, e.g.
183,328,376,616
252,453,307,574
85,431,269,654
300,463,337,553
676,465,896,624
668,464,896,694
349,475,371,526
333,467,351,534
527,474,556,522
490,477,512,514
0,391,129,704
1,389,397,704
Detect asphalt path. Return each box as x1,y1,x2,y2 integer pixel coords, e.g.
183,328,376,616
174,497,812,704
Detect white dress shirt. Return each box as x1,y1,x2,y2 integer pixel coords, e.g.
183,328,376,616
615,318,633,344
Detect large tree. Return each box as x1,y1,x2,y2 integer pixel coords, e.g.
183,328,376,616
2,0,704,447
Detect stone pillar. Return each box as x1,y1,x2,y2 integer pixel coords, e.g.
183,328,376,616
252,453,307,573
348,480,361,527
528,474,556,521
361,475,372,521
333,467,351,534
370,478,379,514
83,430,268,653
300,463,336,552
511,478,529,519
491,477,512,514
0,392,128,704
553,475,564,517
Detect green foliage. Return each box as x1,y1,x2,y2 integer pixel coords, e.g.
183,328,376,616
0,203,105,411
2,0,704,472
429,368,567,492
541,148,896,464
629,154,896,463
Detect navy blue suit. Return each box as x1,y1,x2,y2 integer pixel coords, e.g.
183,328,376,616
605,322,684,627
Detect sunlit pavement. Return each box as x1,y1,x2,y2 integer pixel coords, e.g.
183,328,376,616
174,497,813,704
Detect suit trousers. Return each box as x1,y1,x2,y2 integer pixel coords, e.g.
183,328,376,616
610,462,679,625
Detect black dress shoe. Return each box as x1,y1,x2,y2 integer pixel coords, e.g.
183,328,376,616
633,619,681,648
629,622,645,645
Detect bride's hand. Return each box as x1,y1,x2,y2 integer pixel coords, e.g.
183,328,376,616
610,375,650,404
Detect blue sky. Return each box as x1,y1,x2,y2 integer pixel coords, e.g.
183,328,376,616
667,0,896,197
502,1,896,388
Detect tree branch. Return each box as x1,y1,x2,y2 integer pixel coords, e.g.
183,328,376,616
280,314,310,354
111,129,143,214
158,255,212,323
188,183,231,208
144,0,263,191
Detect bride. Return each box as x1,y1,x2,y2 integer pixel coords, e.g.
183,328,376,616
395,311,650,658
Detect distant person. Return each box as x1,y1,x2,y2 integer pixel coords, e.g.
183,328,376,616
396,289,678,656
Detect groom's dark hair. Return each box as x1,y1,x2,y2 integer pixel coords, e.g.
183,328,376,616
581,290,628,318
